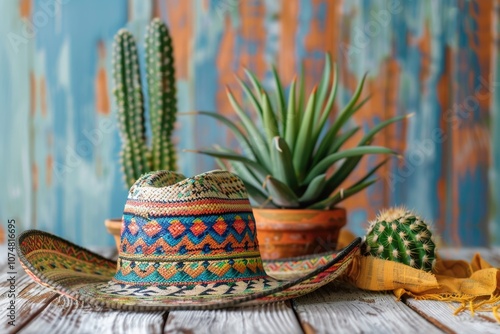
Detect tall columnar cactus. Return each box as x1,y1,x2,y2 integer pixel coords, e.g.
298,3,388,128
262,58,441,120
146,19,177,172
362,207,437,272
113,18,177,188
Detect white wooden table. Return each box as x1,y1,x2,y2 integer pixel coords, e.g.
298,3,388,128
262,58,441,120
1,246,500,334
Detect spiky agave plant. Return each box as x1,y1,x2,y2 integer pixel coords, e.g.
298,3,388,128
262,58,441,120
188,54,409,209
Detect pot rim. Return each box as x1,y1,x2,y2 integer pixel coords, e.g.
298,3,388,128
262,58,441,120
104,218,122,234
252,207,346,230
251,207,346,214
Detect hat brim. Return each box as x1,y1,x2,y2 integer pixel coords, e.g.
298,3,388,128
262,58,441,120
17,229,360,311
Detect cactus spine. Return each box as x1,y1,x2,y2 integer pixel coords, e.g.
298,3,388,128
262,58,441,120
113,18,177,188
363,207,437,272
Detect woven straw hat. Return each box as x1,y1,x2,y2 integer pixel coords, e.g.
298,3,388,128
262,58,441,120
17,170,360,310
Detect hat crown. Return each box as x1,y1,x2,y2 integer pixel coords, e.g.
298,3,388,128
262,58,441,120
115,170,267,286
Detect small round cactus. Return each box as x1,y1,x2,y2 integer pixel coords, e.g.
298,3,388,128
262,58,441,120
362,207,437,272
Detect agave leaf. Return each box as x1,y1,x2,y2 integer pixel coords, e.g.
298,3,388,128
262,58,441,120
331,178,378,206
359,114,412,146
186,149,269,181
284,77,298,151
235,76,263,119
264,175,300,208
314,95,370,162
352,158,389,186
314,74,368,162
315,62,338,138
270,137,298,191
226,87,271,170
349,94,371,116
262,90,280,142
319,156,389,203
298,173,327,204
312,126,360,166
214,157,226,170
303,146,396,185
297,63,306,116
245,182,274,208
314,53,332,124
308,179,377,209
327,126,361,155
184,111,256,160
244,68,264,98
271,65,286,125
293,86,318,180
328,73,367,137
216,147,265,191
320,114,410,197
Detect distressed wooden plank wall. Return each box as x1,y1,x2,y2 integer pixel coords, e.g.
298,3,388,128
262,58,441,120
0,0,497,246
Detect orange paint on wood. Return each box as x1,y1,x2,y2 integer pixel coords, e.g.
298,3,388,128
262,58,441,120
216,0,267,118
463,0,493,169
416,24,465,245
163,0,192,80
447,46,491,174
30,71,36,116
46,155,53,186
303,0,339,56
452,125,490,171
279,0,299,83
95,42,110,115
324,0,342,73
335,61,361,156
436,176,447,239
471,0,493,114
448,1,493,246
382,59,406,154
302,0,341,92
19,0,32,18
152,0,161,18
379,58,402,208
449,126,462,246
32,163,38,191
216,16,238,115
40,76,47,117
303,58,324,96
239,0,266,79
436,46,452,238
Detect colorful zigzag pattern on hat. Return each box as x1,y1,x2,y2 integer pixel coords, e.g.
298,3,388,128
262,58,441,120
114,170,268,286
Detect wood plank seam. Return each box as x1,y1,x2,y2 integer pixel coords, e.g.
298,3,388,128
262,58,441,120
290,300,308,334
402,298,457,334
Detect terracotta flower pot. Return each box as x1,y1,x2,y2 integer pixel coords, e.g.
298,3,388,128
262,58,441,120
253,208,347,260
104,218,122,252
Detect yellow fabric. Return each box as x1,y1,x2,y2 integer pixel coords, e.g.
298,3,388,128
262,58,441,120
338,230,500,321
